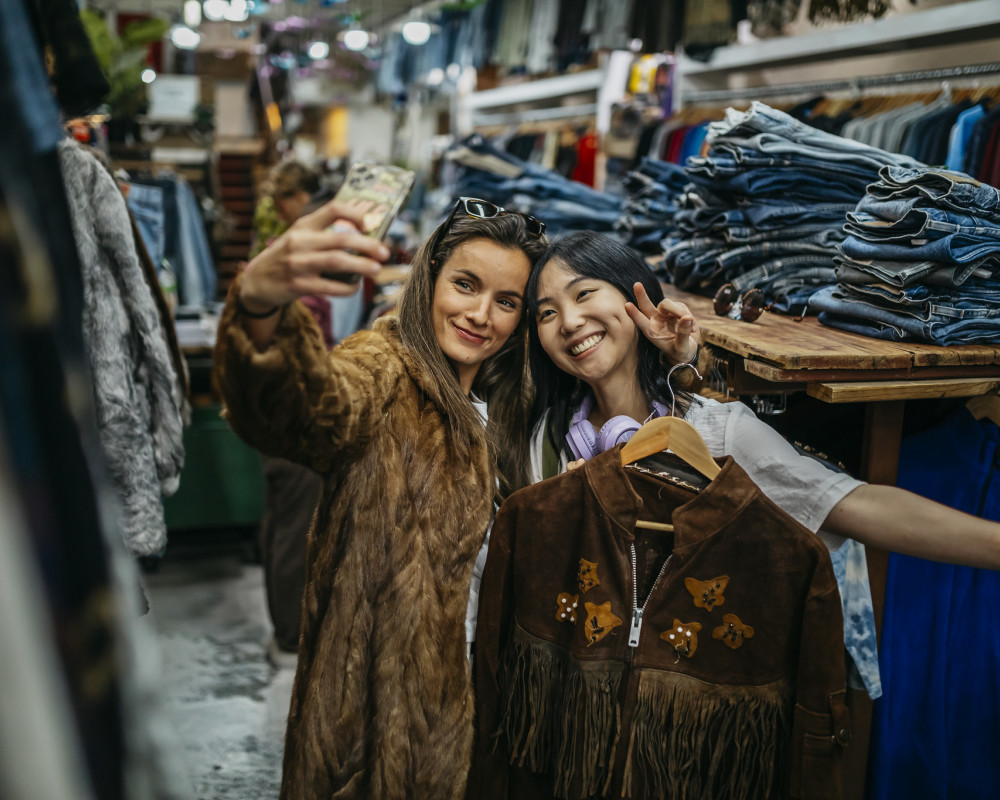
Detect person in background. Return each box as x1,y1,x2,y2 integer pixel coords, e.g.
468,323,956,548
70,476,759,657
214,195,547,798
250,159,330,668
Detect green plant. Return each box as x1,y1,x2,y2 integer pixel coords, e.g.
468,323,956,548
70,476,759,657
80,10,169,118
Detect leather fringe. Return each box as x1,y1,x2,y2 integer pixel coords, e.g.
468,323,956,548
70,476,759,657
496,627,792,799
497,626,624,798
624,671,792,800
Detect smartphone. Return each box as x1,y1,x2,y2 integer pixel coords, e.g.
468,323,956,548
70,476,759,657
324,161,416,283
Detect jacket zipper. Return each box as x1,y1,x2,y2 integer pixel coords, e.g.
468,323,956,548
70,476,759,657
628,544,673,647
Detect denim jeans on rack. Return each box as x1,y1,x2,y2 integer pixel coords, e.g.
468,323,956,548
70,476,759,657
624,158,690,193
834,259,997,288
810,284,1000,345
695,145,882,187
127,183,166,270
869,165,1000,221
707,102,925,171
846,207,1000,243
687,167,867,204
731,256,837,312
666,236,835,291
840,231,1000,265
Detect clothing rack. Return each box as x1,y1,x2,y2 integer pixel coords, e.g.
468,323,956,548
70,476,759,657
470,102,597,129
680,61,1000,106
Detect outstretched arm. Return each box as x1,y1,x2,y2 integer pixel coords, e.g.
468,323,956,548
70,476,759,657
823,484,1000,569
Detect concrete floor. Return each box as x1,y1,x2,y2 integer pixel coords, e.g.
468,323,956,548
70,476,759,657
144,540,294,799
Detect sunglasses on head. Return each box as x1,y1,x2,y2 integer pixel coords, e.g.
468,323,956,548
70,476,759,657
429,197,546,262
713,283,769,323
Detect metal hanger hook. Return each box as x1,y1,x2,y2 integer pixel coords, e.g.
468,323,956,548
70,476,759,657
666,361,703,418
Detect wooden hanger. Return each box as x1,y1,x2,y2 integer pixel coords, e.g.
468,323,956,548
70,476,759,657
967,393,1000,427
624,418,718,533
621,416,721,479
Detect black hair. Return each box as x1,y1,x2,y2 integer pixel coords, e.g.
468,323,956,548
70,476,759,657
526,231,692,460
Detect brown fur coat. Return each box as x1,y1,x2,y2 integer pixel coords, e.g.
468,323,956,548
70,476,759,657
214,287,493,799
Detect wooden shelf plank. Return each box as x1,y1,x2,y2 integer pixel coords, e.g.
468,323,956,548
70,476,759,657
808,377,1000,404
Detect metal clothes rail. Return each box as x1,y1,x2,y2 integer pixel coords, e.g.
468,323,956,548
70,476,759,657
680,61,1000,106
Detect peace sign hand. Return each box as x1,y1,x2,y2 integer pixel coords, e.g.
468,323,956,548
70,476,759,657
625,282,701,365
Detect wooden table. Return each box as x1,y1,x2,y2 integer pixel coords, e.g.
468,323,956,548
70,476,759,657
665,286,1000,800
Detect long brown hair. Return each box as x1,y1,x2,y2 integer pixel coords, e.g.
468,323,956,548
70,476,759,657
397,211,547,500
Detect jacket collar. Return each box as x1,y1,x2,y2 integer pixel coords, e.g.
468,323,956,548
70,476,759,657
581,448,756,551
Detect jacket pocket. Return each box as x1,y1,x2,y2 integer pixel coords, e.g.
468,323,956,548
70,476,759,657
788,690,849,799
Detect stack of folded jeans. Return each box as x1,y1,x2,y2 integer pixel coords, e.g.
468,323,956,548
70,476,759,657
614,158,689,253
660,102,923,314
442,133,623,234
810,166,1000,345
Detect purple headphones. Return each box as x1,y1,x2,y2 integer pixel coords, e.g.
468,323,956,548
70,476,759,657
565,394,669,461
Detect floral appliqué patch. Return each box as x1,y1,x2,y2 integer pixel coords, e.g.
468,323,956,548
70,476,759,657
556,592,579,624
684,575,729,611
713,613,755,649
659,619,703,658
584,601,622,646
578,558,600,594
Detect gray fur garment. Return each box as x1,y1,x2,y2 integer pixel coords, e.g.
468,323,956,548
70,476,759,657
59,139,186,556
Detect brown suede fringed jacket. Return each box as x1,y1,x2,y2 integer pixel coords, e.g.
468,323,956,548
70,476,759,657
469,448,849,800
215,284,493,800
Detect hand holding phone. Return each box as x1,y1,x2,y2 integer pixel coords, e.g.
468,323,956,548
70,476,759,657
322,161,415,283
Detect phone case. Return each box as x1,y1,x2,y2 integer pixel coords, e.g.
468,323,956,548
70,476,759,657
334,161,416,241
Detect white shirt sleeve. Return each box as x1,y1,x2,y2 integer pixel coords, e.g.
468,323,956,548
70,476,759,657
685,396,865,535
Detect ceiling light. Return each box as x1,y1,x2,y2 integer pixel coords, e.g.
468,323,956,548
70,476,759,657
224,0,249,21
401,19,430,46
426,67,443,85
203,0,228,20
183,0,202,26
307,40,329,59
169,24,202,50
342,28,369,51
141,68,157,84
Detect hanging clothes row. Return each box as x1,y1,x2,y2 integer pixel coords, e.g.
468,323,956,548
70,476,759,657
126,167,217,310
0,0,190,796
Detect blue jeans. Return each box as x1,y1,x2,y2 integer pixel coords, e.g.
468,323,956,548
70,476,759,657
841,231,1000,265
127,183,166,270
731,256,837,313
846,207,1000,243
870,165,1000,221
711,102,924,171
835,258,997,288
810,285,1000,345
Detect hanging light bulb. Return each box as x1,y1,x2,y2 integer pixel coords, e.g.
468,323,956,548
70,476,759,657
141,68,157,84
203,0,228,21
224,0,249,21
342,28,369,51
183,0,202,26
401,19,430,46
169,24,202,50
307,40,330,59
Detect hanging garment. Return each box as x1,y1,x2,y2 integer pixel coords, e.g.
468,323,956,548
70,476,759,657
868,405,1000,800
58,139,186,556
471,448,849,800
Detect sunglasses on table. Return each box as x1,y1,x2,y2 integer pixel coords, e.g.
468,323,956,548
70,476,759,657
428,197,546,262
713,283,769,323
